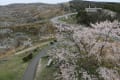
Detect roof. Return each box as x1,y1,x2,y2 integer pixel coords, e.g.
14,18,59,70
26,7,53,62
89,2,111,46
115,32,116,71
85,8,102,12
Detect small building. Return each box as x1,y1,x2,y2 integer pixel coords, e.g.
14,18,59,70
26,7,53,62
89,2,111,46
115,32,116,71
85,5,102,13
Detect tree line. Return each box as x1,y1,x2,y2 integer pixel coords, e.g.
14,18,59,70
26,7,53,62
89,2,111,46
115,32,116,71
69,0,120,26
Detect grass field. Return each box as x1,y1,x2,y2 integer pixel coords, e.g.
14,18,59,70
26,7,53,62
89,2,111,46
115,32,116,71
0,53,28,80
35,57,58,80
0,39,54,80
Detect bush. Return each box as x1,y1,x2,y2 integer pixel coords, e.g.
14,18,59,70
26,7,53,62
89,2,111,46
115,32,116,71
76,10,90,26
50,42,54,45
22,53,33,62
54,39,57,42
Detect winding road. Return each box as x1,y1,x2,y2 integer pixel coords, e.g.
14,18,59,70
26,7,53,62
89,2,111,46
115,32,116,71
22,12,120,80
51,13,77,24
22,43,58,80
22,13,76,80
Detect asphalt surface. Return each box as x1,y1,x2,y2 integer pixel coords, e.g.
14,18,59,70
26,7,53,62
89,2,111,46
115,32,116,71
51,12,77,24
22,43,57,80
22,13,77,80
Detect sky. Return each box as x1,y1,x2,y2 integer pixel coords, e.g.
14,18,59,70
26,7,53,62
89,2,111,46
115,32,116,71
87,0,120,2
0,0,71,5
0,0,120,5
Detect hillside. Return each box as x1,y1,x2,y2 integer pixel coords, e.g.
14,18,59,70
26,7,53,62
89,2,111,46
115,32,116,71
35,1,120,80
0,2,69,80
0,3,65,27
0,3,69,58
0,1,120,80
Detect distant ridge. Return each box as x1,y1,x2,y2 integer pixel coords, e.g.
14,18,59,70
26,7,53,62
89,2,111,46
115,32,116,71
85,0,120,3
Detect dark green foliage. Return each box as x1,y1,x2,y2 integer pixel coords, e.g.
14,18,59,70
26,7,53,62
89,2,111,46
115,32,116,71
34,48,38,52
70,0,120,21
103,3,120,13
22,53,33,62
76,9,117,26
87,11,116,23
54,39,57,42
70,0,120,12
50,42,54,45
102,3,120,20
70,0,86,11
76,10,90,26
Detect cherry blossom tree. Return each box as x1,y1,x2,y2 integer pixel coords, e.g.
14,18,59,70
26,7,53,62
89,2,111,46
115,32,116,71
51,16,120,80
73,20,120,63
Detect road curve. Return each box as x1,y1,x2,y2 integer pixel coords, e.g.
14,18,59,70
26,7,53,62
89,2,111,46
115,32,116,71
51,12,120,41
51,12,77,24
22,13,77,80
22,43,57,80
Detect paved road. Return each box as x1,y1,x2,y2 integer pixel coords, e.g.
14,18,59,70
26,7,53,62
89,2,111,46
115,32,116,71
22,13,77,80
22,43,57,80
51,12,120,41
51,12,77,24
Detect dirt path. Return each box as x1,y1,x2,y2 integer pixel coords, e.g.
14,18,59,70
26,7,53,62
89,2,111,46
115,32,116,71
15,41,50,55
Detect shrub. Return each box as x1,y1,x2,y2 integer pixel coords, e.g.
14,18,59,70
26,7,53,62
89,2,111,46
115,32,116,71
22,53,33,62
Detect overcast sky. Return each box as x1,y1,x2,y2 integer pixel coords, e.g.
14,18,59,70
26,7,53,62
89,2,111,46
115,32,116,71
0,0,120,5
87,0,120,2
0,0,71,5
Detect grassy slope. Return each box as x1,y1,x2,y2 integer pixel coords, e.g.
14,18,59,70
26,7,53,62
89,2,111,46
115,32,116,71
0,39,54,80
0,3,68,80
0,53,28,80
36,57,58,80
